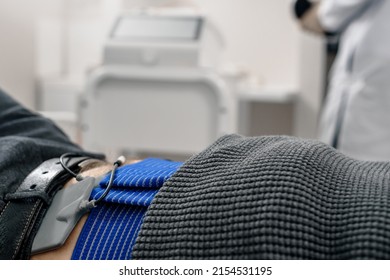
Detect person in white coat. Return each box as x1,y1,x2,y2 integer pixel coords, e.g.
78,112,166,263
294,0,390,161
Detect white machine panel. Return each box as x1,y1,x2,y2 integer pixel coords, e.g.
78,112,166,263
111,16,202,41
103,11,222,68
81,67,236,156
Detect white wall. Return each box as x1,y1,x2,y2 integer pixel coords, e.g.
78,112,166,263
0,0,119,109
195,0,301,88
35,0,121,82
0,0,63,109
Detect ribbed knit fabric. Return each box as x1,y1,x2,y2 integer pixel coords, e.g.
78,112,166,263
132,134,390,259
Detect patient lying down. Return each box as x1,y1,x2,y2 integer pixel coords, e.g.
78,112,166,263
2,88,390,260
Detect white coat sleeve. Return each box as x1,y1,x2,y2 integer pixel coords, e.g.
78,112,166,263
318,0,372,32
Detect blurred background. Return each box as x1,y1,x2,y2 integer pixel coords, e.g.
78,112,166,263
0,0,329,159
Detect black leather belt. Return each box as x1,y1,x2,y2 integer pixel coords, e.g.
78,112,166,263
0,156,89,259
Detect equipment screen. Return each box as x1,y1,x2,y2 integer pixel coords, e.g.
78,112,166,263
111,16,203,41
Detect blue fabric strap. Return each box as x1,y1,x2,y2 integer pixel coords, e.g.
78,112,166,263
71,158,182,260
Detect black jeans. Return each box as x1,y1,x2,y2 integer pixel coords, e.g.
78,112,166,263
0,88,103,210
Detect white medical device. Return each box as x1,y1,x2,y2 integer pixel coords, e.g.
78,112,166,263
103,10,224,68
81,10,236,158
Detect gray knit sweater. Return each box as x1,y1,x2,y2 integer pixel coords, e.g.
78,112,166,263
132,134,390,259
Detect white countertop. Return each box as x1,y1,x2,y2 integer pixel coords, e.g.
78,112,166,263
237,84,298,103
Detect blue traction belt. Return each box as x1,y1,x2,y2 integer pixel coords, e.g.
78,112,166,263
72,158,182,260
